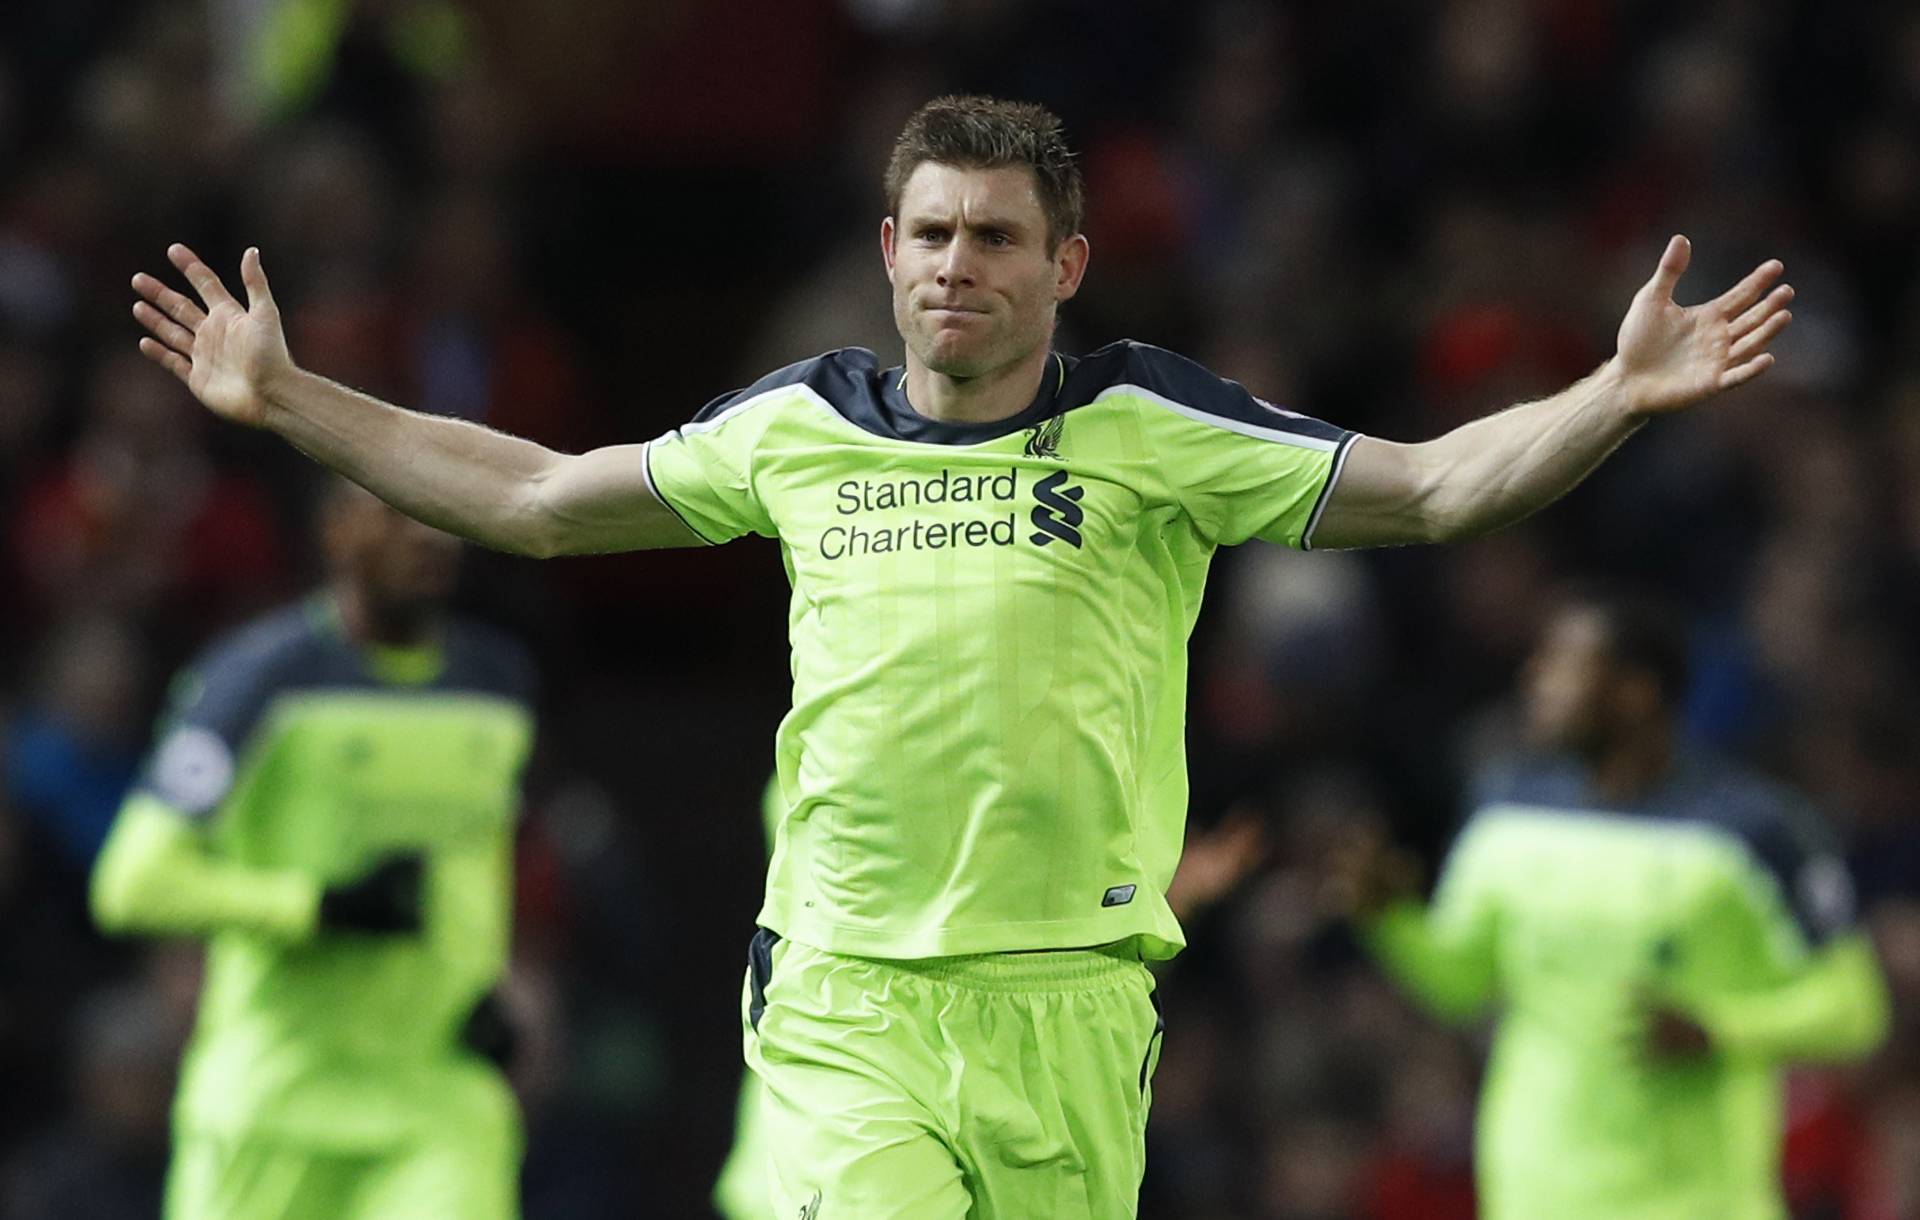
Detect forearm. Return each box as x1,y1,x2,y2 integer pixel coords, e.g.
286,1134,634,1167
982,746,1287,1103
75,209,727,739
1693,935,1892,1063
91,796,319,941
1412,360,1644,542
1360,900,1498,1023
261,367,569,556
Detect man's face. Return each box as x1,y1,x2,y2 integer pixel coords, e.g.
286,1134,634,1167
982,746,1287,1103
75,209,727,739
1522,608,1618,754
882,162,1087,379
326,495,461,617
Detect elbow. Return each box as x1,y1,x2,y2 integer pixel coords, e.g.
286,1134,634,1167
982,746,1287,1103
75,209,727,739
512,463,582,560
1403,464,1482,546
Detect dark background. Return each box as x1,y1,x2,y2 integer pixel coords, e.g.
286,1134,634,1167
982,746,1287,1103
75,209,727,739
3,0,1919,1215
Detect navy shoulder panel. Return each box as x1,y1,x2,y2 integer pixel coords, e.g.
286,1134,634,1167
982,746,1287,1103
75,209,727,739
1113,341,1351,445
1678,762,1855,945
168,602,332,746
136,602,331,817
691,349,883,424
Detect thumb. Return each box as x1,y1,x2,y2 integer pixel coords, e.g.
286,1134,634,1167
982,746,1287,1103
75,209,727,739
240,246,275,312
1643,234,1690,302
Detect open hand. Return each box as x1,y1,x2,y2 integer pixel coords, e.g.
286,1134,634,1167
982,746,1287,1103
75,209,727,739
1614,235,1793,416
131,244,292,428
1166,806,1270,922
1321,829,1422,920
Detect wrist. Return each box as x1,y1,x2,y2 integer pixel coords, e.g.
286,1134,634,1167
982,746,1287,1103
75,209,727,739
255,362,309,432
1592,358,1655,424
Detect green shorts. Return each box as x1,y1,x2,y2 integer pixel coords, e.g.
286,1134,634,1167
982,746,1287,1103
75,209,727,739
164,1129,519,1220
741,929,1164,1219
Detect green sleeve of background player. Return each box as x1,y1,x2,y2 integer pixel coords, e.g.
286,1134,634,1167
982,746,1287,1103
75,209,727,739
1361,900,1499,1022
1359,822,1505,1022
1693,932,1891,1063
92,793,321,941
1359,822,1501,1022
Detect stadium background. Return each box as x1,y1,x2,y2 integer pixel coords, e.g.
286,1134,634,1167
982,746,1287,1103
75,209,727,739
3,0,1919,1215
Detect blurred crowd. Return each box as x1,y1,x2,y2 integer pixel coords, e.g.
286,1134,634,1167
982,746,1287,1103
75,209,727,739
2,0,1917,1216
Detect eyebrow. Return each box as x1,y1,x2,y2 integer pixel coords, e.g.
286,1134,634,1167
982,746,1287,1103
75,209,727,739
908,213,1031,235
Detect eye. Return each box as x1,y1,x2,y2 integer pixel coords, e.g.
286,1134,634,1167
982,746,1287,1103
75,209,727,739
984,230,1012,247
916,226,950,244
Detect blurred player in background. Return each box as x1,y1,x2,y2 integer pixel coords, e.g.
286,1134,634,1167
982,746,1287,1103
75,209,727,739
1332,596,1891,1220
91,480,537,1220
130,93,1794,1217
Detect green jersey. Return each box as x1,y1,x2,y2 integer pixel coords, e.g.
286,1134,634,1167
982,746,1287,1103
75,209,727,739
647,342,1354,959
97,597,536,1148
1365,753,1882,1220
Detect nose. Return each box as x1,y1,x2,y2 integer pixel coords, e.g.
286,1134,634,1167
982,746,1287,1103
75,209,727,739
935,238,975,289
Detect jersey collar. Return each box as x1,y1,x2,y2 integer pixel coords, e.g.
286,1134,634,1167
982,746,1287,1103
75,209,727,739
874,352,1069,445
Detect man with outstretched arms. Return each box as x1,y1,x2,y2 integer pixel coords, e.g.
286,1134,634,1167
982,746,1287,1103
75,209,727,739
1333,598,1890,1220
91,481,537,1220
132,94,1794,1218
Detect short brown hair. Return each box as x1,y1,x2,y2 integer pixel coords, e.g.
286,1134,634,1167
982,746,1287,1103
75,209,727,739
884,95,1084,248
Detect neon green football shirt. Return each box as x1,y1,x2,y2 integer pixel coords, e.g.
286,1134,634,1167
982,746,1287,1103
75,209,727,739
646,341,1357,959
115,597,536,1148
1365,754,1872,1220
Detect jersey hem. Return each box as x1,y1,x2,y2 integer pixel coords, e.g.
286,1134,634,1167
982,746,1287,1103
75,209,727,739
641,439,720,545
760,909,1188,962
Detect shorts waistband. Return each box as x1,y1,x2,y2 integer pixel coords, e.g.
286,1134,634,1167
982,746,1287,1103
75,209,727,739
845,942,1145,994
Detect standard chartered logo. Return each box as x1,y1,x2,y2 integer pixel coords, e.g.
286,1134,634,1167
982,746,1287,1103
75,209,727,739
819,467,1087,559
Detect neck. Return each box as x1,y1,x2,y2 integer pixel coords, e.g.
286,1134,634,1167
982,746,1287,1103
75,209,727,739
903,341,1053,425
332,586,437,650
1585,720,1675,805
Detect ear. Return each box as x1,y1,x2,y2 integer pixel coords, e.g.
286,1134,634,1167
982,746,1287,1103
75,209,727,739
880,217,898,282
1054,233,1090,303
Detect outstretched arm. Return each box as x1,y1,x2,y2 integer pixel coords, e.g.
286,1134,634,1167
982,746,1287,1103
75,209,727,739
1327,832,1500,1023
1647,934,1891,1065
1314,236,1793,549
92,795,321,940
132,244,702,556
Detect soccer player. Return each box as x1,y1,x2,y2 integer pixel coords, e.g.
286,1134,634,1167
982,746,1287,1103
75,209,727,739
1332,597,1891,1220
91,480,537,1220
129,94,1794,1217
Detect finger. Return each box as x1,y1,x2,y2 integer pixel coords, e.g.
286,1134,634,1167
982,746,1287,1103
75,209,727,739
239,246,275,312
1644,234,1691,301
168,242,239,311
1719,351,1775,390
132,272,208,330
138,336,193,384
132,301,196,352
1729,283,1792,339
1711,258,1785,319
1728,308,1791,363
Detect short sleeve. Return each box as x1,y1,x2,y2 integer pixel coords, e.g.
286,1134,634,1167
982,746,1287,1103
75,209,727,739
643,388,782,544
1123,343,1358,549
136,634,287,820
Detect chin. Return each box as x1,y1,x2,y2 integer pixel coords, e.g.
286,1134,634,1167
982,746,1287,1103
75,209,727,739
920,342,994,380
